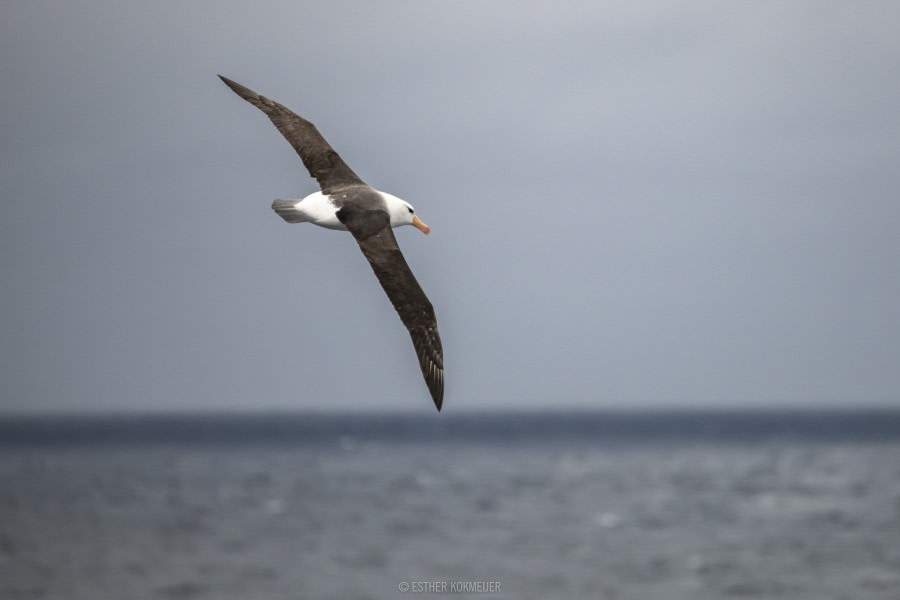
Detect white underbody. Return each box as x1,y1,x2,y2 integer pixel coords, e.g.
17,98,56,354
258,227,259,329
283,190,410,230
291,191,347,229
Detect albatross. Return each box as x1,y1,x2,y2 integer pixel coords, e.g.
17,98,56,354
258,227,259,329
219,75,444,411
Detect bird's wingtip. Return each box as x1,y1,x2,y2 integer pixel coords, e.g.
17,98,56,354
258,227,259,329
218,75,259,103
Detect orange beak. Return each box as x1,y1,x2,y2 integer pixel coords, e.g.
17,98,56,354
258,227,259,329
412,215,431,235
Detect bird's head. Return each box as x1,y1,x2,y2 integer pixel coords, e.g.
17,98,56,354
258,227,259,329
383,193,431,234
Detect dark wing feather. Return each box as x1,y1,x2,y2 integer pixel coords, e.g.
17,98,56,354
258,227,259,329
219,75,365,194
338,208,444,411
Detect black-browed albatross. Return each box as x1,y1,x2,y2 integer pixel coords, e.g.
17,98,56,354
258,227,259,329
219,75,444,411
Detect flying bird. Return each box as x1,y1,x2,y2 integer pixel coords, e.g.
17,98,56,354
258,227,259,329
219,75,444,411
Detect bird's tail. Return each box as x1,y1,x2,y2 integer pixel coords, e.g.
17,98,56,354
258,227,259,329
271,199,307,224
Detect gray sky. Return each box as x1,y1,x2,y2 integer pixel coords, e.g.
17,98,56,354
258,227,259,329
2,1,899,414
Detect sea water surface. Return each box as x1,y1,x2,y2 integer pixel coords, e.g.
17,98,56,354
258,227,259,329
2,410,900,600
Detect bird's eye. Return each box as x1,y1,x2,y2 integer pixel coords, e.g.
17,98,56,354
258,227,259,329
408,207,414,214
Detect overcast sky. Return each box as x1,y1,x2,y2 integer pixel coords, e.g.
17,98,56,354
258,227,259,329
2,1,899,414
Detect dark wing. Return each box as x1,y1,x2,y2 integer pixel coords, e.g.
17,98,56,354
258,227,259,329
337,208,444,411
219,75,365,194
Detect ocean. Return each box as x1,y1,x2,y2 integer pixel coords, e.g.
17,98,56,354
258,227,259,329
2,410,900,599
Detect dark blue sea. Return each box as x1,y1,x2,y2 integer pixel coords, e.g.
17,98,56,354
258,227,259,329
2,410,900,599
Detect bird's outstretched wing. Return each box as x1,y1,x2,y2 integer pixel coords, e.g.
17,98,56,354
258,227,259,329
337,208,444,411
219,75,365,194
